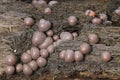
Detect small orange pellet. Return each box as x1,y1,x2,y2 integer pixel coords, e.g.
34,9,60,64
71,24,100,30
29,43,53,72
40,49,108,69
85,10,96,17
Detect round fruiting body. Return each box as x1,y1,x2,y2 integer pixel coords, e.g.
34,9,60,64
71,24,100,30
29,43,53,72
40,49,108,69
101,52,112,62
44,7,52,15
53,35,59,41
36,57,47,67
16,63,23,73
99,13,107,20
5,54,17,66
60,32,73,41
80,43,91,54
74,51,83,62
32,31,46,46
28,60,38,71
30,47,40,59
23,64,33,76
64,50,74,63
38,20,51,32
92,18,102,25
85,10,96,17
88,33,99,44
59,50,66,60
40,49,49,58
24,17,34,26
68,16,77,26
21,53,32,63
46,30,54,37
5,66,15,75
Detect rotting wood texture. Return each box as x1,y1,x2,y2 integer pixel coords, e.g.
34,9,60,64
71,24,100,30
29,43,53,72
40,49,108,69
0,0,120,79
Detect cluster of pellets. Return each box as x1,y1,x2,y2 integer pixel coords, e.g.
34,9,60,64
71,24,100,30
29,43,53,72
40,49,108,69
59,33,112,63
32,0,58,15
85,7,120,25
85,10,111,25
5,16,63,76
4,16,79,76
4,0,116,76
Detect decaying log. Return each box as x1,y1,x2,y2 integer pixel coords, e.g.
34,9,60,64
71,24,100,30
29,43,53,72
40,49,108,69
0,0,120,79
